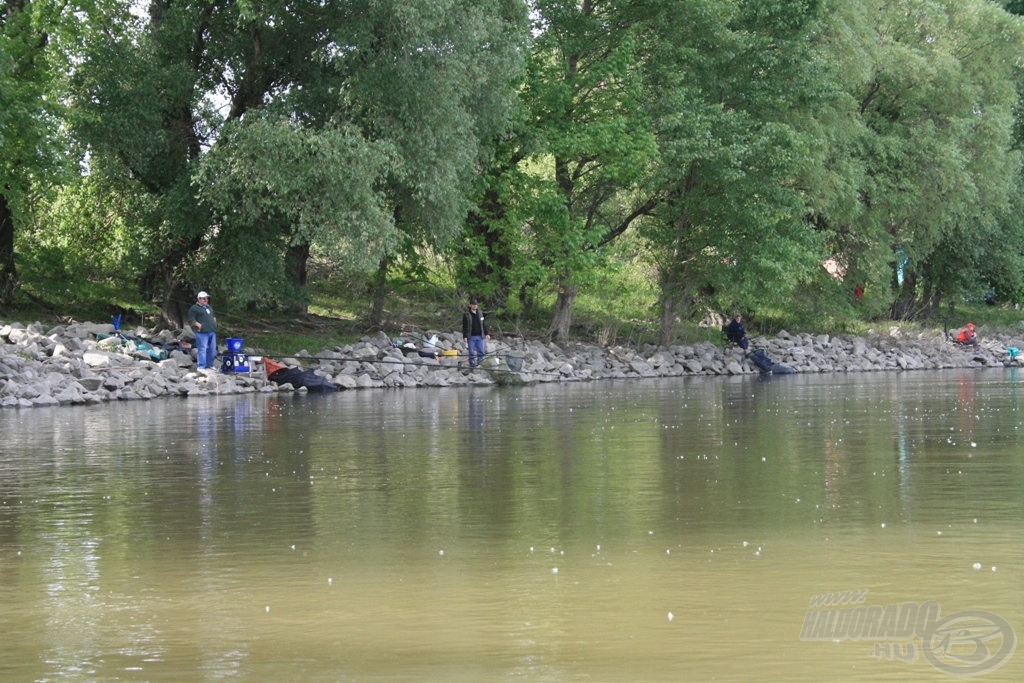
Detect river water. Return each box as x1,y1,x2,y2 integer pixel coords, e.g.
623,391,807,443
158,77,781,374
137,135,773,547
1,370,1021,681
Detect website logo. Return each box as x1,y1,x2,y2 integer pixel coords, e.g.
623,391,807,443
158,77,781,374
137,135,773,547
800,589,1016,676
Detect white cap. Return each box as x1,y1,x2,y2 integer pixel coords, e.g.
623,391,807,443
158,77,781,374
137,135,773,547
197,291,209,299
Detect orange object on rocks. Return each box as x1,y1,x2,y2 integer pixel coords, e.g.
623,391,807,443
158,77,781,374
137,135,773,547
262,358,285,376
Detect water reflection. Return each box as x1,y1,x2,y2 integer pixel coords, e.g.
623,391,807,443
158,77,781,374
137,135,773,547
1,373,1022,681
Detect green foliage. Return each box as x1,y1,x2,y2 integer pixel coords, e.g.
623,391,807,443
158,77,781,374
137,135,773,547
18,174,150,282
5,0,1024,341
1,0,75,301
57,0,528,319
810,0,1024,319
494,0,660,338
570,234,660,344
1,0,64,191
344,0,528,246
194,116,398,300
637,0,828,339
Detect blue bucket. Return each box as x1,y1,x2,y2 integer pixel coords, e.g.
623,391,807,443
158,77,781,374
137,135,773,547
226,337,244,352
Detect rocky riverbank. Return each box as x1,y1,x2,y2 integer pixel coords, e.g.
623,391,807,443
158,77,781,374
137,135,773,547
1,318,1021,409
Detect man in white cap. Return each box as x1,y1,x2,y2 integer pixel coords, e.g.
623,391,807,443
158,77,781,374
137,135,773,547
187,290,218,370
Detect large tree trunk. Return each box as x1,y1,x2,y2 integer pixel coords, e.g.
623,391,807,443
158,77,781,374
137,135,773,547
284,242,310,314
367,256,390,329
141,226,203,330
548,283,577,341
146,1,216,328
657,265,707,347
657,252,687,347
658,288,686,347
159,280,193,331
890,269,922,321
655,172,699,346
0,195,17,304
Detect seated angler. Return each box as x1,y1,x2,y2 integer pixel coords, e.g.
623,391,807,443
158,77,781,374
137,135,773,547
724,313,749,350
955,322,980,350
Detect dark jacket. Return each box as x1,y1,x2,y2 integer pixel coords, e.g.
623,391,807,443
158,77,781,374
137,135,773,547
463,307,487,338
187,302,218,333
725,319,746,344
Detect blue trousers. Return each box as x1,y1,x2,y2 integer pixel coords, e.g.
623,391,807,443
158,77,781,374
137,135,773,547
468,335,486,367
195,332,217,369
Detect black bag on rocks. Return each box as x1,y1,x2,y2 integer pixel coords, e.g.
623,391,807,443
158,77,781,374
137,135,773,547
749,349,796,375
268,367,339,392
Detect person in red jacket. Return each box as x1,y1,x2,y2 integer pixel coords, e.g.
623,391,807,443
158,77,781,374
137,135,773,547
955,322,979,350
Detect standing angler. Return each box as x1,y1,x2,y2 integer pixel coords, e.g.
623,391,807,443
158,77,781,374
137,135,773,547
188,290,218,371
462,297,489,368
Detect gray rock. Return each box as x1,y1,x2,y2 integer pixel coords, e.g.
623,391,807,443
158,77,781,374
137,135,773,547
76,377,104,391
629,359,655,376
83,351,115,367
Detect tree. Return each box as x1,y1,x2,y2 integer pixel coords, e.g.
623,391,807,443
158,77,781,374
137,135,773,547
193,116,397,305
0,0,64,304
64,0,353,325
912,0,1024,313
339,0,527,325
636,0,826,342
523,1,661,340
63,0,526,327
808,0,1024,320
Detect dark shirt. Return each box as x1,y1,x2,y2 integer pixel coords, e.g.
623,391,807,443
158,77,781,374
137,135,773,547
463,308,486,338
187,302,218,333
725,319,746,344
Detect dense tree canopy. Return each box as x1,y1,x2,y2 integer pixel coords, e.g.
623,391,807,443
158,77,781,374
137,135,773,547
1,0,65,301
3,0,1024,340
812,0,1024,320
637,0,827,342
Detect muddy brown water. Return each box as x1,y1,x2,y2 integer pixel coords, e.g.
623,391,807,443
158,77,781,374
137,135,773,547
1,370,1021,681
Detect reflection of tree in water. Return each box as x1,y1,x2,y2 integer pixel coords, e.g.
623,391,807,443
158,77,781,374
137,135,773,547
0,395,321,677
658,375,918,530
958,373,976,445
193,395,316,548
822,433,849,515
468,389,487,432
655,378,749,529
1009,367,1019,413
893,405,913,513
195,400,218,513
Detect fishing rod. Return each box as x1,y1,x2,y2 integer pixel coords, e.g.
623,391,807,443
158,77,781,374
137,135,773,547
259,350,496,369
95,309,572,376
96,330,562,377
253,350,568,379
79,340,572,381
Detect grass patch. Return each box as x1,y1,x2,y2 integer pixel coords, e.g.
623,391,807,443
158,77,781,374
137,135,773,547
218,314,360,356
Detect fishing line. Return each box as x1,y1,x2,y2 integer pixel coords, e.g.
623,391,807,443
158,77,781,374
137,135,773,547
253,350,566,379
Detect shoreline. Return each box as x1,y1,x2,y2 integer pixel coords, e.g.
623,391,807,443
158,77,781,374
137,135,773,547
1,319,1021,409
